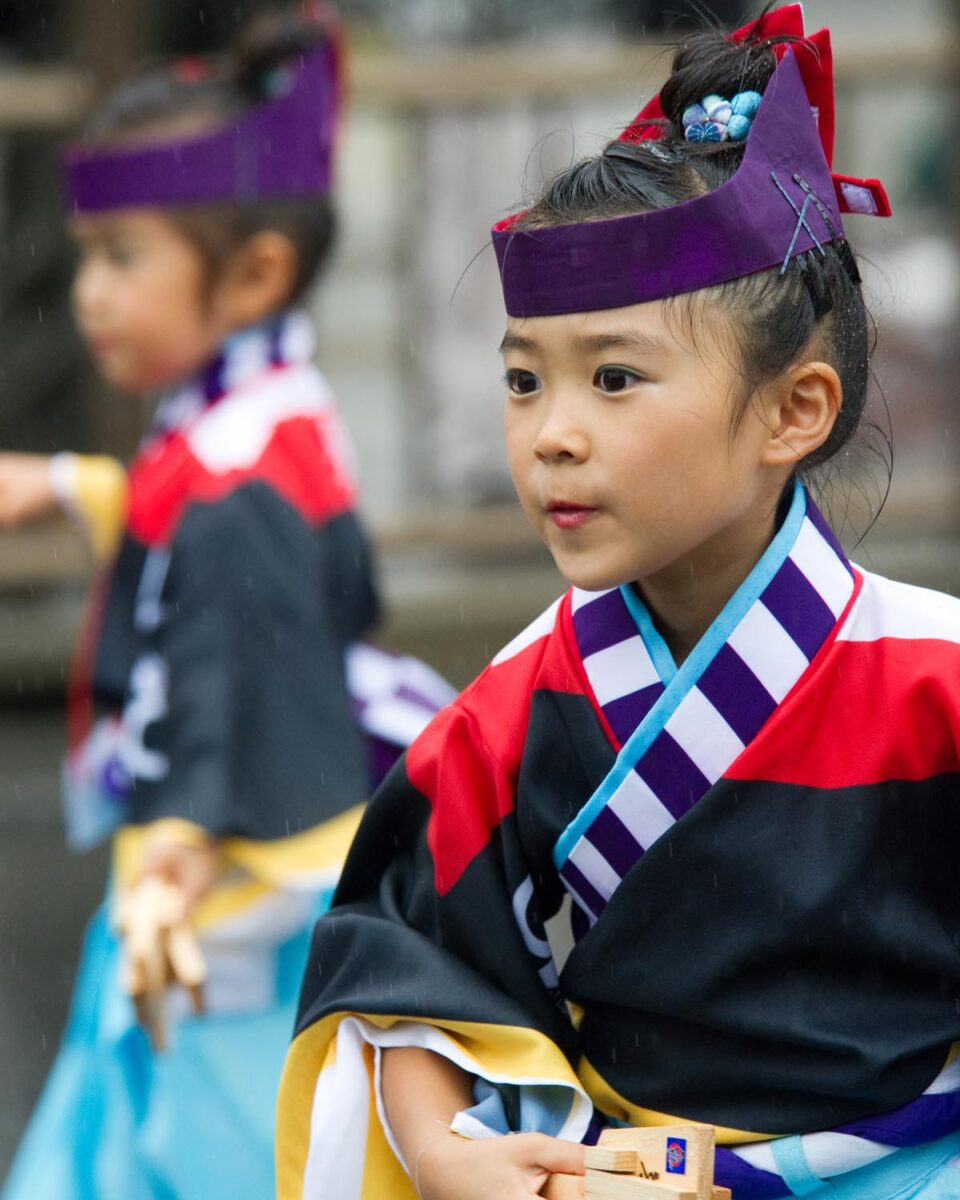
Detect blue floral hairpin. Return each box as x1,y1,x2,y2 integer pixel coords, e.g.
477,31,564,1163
682,90,762,143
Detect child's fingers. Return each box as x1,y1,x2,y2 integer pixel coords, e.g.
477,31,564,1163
508,1134,585,1177
119,877,183,1051
540,1175,585,1200
123,952,166,1052
165,920,207,1013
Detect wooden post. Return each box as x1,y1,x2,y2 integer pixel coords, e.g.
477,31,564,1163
64,0,155,459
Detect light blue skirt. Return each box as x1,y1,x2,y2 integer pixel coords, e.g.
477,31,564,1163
2,895,324,1200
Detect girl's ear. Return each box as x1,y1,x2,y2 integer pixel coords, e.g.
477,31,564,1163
759,360,842,467
213,231,299,330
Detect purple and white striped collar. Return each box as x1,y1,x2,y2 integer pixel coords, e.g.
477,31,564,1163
557,481,855,927
150,309,316,435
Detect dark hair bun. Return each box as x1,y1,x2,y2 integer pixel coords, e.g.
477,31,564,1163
231,4,339,102
658,29,779,138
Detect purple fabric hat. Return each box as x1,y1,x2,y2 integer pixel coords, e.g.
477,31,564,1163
63,42,339,213
493,50,847,318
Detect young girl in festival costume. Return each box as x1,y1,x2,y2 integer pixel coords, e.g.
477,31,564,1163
277,7,960,1200
0,7,452,1198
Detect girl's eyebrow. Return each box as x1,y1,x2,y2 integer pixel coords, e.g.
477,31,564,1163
498,329,669,355
499,331,535,354
572,330,668,355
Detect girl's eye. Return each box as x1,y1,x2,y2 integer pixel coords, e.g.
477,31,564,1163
594,366,643,393
505,368,541,396
105,241,135,267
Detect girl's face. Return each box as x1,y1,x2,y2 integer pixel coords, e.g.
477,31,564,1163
70,210,227,394
502,299,790,598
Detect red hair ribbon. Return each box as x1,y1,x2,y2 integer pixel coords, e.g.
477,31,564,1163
618,3,890,217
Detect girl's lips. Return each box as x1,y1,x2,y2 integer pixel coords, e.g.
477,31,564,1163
547,502,598,529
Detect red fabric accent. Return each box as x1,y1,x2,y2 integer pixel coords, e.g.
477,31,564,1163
834,173,893,218
726,635,960,789
65,567,114,752
557,593,624,754
619,5,809,146
410,706,518,897
616,5,887,217
409,598,587,895
171,56,211,83
127,412,355,547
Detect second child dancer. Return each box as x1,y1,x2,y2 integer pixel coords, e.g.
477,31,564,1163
2,7,452,1199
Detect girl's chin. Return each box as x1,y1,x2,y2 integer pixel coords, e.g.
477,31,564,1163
100,374,152,396
98,361,186,396
553,560,636,594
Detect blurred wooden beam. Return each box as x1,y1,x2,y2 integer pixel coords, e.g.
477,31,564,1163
0,33,953,133
0,67,91,131
349,37,960,109
65,0,152,97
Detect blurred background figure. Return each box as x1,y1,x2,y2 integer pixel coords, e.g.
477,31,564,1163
0,0,956,1187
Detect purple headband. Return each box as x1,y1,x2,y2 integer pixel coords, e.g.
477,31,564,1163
493,50,848,318
63,42,339,213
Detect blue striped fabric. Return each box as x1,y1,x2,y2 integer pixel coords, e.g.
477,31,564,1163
558,483,854,926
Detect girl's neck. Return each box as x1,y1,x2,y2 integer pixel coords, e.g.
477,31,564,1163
634,503,780,667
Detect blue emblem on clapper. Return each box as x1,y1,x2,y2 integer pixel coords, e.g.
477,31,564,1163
665,1137,687,1174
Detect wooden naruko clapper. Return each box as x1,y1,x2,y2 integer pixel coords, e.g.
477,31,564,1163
565,1123,732,1200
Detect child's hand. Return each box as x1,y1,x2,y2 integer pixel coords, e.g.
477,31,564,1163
139,835,224,912
0,453,58,528
415,1132,584,1200
118,836,223,1051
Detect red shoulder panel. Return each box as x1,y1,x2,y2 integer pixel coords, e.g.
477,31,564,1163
127,413,355,546
409,598,587,895
726,636,960,789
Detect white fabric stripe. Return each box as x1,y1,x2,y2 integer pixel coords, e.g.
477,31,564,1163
731,1133,896,1180
730,1141,780,1174
361,699,434,746
838,572,960,645
664,686,744,784
223,327,272,392
303,1019,372,1200
345,641,397,694
279,309,317,362
788,520,854,617
492,597,562,666
728,602,811,701
571,587,615,614
800,1132,897,1177
567,838,621,903
186,363,335,470
607,768,676,849
584,637,660,705
259,863,342,893
925,1053,960,1095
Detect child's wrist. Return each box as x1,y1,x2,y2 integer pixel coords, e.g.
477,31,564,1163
137,822,224,913
142,818,216,855
412,1130,460,1200
48,451,78,510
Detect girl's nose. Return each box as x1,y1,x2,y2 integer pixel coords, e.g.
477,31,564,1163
533,394,589,464
71,259,106,321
